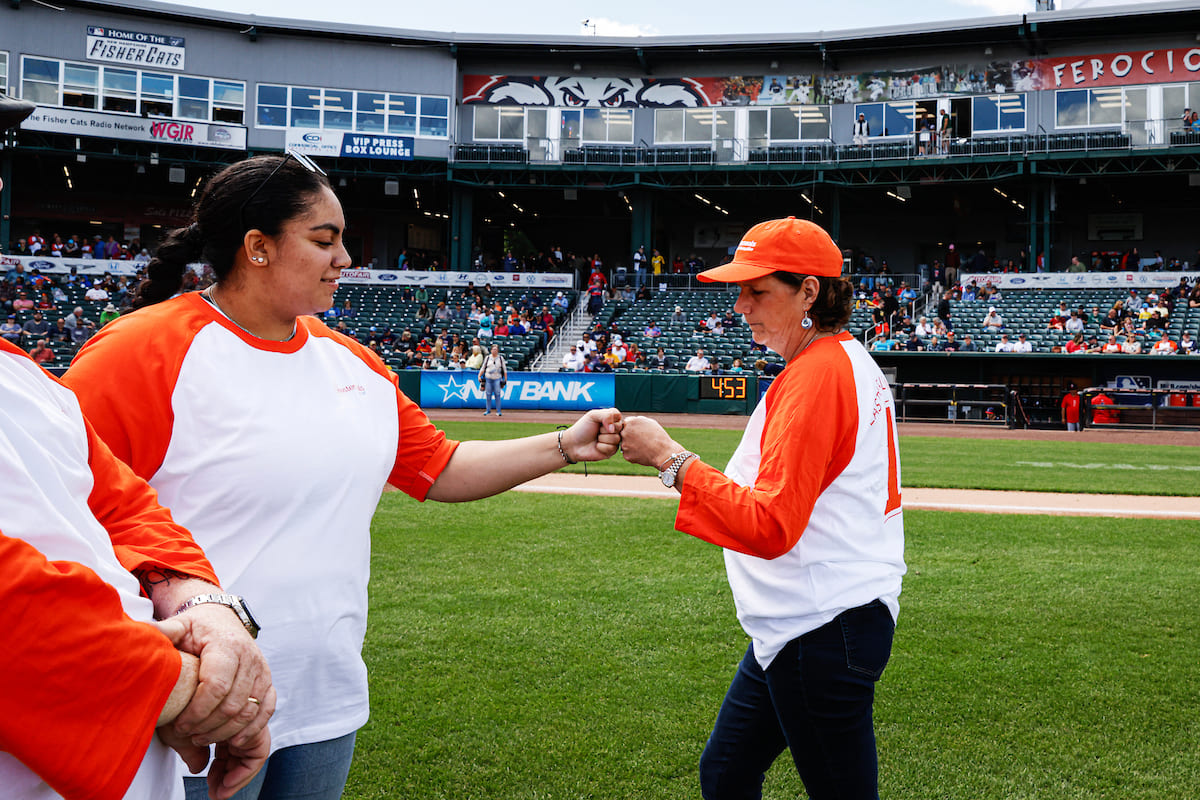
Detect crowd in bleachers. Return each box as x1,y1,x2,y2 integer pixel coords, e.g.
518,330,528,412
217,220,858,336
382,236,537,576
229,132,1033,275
1,262,144,367
865,276,1200,354
321,281,573,371
6,230,152,262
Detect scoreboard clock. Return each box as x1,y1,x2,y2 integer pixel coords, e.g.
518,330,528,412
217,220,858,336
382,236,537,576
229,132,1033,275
699,375,748,400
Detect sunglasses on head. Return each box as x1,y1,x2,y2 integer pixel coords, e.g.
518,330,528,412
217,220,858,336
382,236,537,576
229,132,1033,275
239,149,327,232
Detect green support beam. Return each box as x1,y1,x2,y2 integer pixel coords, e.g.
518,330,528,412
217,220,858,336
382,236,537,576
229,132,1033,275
449,184,473,270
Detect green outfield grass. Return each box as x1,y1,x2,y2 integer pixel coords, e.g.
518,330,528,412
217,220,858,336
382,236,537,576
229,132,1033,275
436,421,1200,495
350,493,1200,799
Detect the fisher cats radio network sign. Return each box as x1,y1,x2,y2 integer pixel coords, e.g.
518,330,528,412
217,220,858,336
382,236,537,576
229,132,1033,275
86,26,186,70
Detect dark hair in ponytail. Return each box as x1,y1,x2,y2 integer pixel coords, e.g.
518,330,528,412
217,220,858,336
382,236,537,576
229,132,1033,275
131,154,330,309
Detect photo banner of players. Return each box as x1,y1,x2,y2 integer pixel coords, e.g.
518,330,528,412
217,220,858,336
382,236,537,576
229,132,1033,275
466,47,1200,107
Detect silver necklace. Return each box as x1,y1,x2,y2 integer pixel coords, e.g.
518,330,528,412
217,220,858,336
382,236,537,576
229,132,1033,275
203,286,296,342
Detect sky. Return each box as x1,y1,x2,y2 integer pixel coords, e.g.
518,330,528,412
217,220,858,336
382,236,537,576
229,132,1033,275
151,0,1160,37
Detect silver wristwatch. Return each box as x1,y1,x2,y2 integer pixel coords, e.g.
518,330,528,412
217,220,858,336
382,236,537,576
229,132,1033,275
658,451,696,488
174,593,261,639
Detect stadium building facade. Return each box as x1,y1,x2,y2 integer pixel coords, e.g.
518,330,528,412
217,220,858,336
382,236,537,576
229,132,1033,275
3,0,1200,278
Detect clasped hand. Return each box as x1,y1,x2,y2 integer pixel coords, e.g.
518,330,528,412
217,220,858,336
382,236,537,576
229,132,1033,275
560,407,624,462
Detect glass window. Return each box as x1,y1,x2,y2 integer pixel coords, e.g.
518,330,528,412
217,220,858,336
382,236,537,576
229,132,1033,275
419,95,448,137
526,108,547,140
289,86,321,128
995,94,1026,130
140,72,174,117
973,96,999,131
1056,89,1089,127
560,109,580,142
388,93,417,135
582,108,606,142
1190,82,1200,111
1163,85,1187,126
356,92,386,132
884,102,915,136
102,68,137,114
62,63,98,110
714,108,735,143
683,109,711,142
854,103,884,139
498,107,524,140
0,52,7,94
655,109,684,143
800,106,830,140
606,109,632,142
747,108,767,146
21,57,60,105
473,105,499,139
212,81,244,124
323,89,353,130
1090,87,1123,125
177,76,210,121
769,106,799,140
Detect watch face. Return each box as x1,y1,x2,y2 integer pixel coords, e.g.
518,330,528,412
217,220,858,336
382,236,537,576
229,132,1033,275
660,470,675,488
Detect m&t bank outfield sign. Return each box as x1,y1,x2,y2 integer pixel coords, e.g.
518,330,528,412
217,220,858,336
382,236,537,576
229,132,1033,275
420,372,615,411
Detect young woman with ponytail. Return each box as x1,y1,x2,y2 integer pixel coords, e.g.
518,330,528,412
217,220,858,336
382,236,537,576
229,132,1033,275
64,153,623,800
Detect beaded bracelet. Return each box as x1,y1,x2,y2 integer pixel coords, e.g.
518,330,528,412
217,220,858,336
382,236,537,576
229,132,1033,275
557,429,577,465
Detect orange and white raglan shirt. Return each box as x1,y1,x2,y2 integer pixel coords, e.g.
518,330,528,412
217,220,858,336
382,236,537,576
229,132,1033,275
64,292,459,755
677,332,906,670
0,338,219,800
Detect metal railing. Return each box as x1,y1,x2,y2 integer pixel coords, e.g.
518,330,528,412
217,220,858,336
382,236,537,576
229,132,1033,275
453,122,1200,166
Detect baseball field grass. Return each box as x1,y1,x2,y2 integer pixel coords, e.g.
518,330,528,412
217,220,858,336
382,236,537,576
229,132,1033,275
343,428,1200,799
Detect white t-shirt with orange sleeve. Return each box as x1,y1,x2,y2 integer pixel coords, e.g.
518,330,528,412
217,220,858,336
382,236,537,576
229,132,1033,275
0,338,222,800
676,333,906,670
65,293,459,754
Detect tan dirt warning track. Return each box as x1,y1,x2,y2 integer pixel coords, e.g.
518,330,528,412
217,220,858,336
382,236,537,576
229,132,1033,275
425,411,1200,519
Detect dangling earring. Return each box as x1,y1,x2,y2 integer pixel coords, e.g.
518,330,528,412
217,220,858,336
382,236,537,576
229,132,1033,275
801,314,814,330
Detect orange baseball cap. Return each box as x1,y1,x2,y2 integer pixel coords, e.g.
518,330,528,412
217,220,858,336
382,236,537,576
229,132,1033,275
697,216,843,283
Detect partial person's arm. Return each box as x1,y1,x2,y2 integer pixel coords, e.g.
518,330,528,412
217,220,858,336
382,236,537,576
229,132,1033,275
0,531,186,800
427,407,622,501
82,416,275,749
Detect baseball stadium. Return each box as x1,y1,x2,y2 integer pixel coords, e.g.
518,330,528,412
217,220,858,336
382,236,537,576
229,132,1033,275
2,0,1199,798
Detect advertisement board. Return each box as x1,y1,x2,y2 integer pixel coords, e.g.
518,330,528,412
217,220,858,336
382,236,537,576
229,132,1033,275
959,271,1200,291
420,371,614,411
286,129,413,160
21,107,246,150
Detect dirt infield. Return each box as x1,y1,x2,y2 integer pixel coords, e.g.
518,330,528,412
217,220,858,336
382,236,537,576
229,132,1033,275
426,410,1200,518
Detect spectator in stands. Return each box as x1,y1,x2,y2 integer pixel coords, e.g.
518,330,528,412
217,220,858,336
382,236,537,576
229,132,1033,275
870,336,895,351
51,316,72,343
914,316,934,338
982,306,1004,331
610,336,627,362
1064,310,1085,334
66,154,625,799
28,337,53,364
942,330,961,351
1083,335,1102,353
100,303,121,327
552,291,569,312
904,331,923,351
1012,333,1033,353
648,346,673,370
1101,334,1121,353
85,283,110,301
22,311,50,342
644,320,662,338
957,334,978,352
1151,331,1177,354
1065,332,1085,353
1121,334,1142,354
1,314,20,344
12,291,34,312
926,334,944,352
685,348,712,372
670,305,686,325
994,333,1013,352
561,344,585,371
726,357,745,373
1068,255,1086,273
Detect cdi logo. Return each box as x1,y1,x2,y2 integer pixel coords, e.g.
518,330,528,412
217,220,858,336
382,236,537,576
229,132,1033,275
303,133,322,143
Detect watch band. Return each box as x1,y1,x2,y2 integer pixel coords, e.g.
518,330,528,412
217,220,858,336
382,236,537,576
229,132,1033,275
658,451,696,488
174,593,261,639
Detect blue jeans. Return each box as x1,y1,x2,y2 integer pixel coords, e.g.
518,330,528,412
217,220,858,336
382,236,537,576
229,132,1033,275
184,732,356,800
484,378,503,413
699,600,894,800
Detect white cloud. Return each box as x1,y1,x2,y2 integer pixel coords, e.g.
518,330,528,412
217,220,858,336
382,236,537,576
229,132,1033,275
580,17,659,37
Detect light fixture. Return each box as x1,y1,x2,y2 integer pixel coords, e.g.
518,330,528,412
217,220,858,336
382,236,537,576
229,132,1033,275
984,47,993,56
338,177,347,188
384,178,399,196
136,163,146,175
168,166,185,183
770,60,779,70
572,62,582,72
897,185,912,199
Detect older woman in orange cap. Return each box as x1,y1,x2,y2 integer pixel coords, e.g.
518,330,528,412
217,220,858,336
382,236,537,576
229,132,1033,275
620,217,906,800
